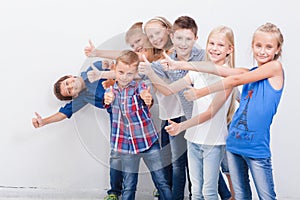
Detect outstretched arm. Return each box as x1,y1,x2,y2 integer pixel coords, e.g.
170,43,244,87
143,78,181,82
166,88,232,136
189,60,283,100
138,55,191,96
32,112,67,128
84,40,122,59
161,52,248,77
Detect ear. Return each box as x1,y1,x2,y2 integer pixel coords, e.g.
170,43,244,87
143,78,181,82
170,32,174,41
227,45,234,55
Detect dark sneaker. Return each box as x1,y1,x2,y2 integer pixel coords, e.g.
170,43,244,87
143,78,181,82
104,194,119,200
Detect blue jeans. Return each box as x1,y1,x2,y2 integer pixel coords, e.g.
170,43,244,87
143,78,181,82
218,171,231,200
188,142,225,200
107,150,123,196
227,151,276,200
161,117,191,200
121,142,172,200
218,151,231,200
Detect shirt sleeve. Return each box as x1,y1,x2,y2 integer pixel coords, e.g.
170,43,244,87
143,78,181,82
58,94,88,118
151,61,169,79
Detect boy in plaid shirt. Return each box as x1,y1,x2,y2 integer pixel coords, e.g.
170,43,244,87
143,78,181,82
104,50,172,200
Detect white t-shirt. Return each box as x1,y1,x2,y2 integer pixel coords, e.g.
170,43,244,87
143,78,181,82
154,77,184,120
184,71,232,145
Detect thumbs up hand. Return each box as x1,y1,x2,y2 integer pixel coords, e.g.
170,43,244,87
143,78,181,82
32,112,44,128
160,51,176,71
165,119,181,136
140,86,153,107
84,40,96,57
138,54,154,76
87,62,103,83
104,86,115,105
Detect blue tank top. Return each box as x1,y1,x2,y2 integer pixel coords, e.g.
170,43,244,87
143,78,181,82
227,67,284,158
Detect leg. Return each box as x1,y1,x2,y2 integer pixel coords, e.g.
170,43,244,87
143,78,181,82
107,150,123,197
187,142,204,200
160,120,172,188
227,151,252,200
143,142,172,200
169,116,189,200
219,151,233,200
218,171,231,200
121,153,140,200
202,145,224,200
247,157,276,200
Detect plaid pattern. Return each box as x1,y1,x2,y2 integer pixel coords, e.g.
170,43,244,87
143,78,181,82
109,80,158,154
151,47,206,119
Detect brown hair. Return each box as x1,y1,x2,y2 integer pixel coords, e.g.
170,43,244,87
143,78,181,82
53,75,73,101
172,16,198,37
116,50,140,68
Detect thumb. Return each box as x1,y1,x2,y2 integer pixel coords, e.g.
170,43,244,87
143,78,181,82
142,54,150,64
109,85,114,93
147,86,151,93
34,112,41,118
163,51,170,60
167,119,174,125
89,39,95,48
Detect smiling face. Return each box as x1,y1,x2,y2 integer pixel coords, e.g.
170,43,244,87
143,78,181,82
127,32,151,52
206,32,233,65
59,76,83,98
115,61,137,89
171,28,198,61
144,21,170,50
252,31,280,66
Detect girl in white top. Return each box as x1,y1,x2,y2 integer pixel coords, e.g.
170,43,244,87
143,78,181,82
141,26,236,200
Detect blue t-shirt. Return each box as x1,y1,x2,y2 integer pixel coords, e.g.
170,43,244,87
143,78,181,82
59,61,109,118
227,67,284,158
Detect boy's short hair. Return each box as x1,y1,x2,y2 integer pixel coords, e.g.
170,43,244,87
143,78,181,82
172,16,198,37
53,75,73,101
116,50,140,68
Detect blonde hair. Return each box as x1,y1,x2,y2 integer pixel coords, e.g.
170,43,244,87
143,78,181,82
144,16,173,50
252,22,284,60
205,26,236,124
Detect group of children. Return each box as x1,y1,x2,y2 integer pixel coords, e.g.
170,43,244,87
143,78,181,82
32,15,284,200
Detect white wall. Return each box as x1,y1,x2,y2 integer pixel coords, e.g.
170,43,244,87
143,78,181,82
0,0,299,199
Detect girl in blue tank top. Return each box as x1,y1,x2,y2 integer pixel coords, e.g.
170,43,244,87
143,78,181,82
160,22,284,200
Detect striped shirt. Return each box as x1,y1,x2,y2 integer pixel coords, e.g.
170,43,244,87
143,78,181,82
108,80,158,154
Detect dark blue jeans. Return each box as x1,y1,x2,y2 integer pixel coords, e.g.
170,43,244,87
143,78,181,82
107,150,123,196
121,142,172,200
161,116,191,200
218,171,231,200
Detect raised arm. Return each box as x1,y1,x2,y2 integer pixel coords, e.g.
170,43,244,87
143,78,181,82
32,112,67,128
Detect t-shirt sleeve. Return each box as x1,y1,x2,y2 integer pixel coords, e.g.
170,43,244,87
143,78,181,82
58,94,88,118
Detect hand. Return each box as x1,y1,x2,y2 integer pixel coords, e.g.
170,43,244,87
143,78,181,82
84,40,96,57
183,87,200,101
87,62,103,83
160,51,176,71
102,59,115,70
165,119,181,136
32,112,44,128
140,86,152,107
104,86,115,105
138,54,154,76
102,79,115,89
